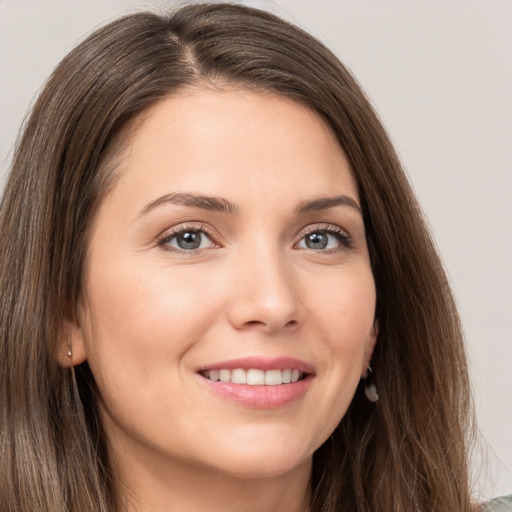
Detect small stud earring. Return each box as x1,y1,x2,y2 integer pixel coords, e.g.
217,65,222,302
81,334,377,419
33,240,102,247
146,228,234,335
67,344,72,358
363,365,379,403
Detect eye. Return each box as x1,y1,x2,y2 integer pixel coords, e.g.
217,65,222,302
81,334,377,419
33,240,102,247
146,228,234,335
159,227,216,252
296,227,351,251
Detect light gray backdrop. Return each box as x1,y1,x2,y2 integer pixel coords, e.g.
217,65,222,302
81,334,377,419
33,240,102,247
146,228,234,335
1,0,510,499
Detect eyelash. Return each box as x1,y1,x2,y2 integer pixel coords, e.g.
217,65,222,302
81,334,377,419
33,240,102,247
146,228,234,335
157,223,353,254
157,223,218,255
296,224,353,252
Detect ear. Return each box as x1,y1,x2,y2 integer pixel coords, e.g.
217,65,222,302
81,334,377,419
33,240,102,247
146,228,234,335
56,315,88,368
361,320,378,377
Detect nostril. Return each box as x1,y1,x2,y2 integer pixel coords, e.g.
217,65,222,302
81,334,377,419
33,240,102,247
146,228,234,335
246,320,264,326
240,319,298,332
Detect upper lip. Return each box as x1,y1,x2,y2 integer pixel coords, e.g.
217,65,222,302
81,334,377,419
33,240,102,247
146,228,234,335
197,356,315,374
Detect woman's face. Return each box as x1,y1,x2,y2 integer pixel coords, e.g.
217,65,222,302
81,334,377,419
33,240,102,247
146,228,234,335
70,88,376,480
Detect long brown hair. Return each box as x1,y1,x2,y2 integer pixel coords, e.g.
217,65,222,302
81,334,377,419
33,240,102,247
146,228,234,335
0,4,475,511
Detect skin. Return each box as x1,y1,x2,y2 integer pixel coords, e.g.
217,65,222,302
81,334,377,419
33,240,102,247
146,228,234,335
63,87,377,512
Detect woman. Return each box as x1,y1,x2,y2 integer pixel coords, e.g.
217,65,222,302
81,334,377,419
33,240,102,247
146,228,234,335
0,3,503,511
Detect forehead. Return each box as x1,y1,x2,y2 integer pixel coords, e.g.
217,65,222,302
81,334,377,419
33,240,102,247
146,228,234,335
106,86,358,208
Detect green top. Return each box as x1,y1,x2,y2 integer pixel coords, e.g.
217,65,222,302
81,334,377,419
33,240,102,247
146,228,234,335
482,494,512,512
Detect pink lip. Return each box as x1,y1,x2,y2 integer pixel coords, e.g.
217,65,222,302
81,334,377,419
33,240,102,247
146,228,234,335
197,356,315,373
196,356,315,409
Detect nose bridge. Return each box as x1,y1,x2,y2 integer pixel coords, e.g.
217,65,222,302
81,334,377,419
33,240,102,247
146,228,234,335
227,235,300,332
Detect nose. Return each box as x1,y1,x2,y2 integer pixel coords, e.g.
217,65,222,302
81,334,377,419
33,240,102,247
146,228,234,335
225,245,302,334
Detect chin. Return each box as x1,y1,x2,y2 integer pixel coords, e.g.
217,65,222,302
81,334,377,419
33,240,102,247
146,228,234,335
212,452,311,481
196,431,315,480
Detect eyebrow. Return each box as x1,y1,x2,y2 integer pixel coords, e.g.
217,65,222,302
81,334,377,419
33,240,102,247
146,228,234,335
138,192,239,217
137,192,361,218
296,195,362,216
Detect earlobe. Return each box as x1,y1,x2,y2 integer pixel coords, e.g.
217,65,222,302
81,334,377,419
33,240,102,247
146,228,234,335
56,317,88,368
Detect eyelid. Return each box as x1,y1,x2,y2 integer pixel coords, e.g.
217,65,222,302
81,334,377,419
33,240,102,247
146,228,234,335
157,222,221,253
294,223,353,250
155,221,352,254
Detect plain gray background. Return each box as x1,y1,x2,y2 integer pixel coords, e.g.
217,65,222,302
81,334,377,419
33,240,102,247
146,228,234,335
1,0,510,499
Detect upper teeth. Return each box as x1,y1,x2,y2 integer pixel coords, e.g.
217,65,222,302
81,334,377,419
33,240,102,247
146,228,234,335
202,368,302,385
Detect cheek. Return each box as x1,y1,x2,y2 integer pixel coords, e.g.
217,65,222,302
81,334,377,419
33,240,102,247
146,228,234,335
80,259,223,390
309,265,376,337
307,266,376,379
289,267,376,449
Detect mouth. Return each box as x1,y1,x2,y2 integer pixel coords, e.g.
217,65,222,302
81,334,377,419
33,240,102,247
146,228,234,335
196,357,315,408
199,368,307,385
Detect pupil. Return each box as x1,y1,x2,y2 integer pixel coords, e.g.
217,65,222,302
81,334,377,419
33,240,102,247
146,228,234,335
177,231,201,250
306,232,327,250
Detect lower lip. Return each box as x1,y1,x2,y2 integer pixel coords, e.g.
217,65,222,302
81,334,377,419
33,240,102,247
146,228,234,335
198,374,314,409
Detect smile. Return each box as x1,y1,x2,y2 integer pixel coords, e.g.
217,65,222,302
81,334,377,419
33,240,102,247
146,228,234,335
199,368,305,385
196,357,315,408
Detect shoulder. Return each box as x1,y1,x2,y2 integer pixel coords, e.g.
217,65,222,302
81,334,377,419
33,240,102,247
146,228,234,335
481,494,512,512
